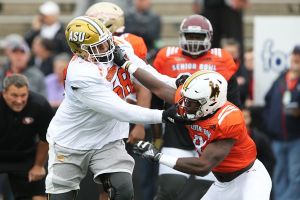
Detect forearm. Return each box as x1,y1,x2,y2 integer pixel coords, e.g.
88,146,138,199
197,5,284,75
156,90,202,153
34,141,49,167
159,154,211,176
133,68,176,104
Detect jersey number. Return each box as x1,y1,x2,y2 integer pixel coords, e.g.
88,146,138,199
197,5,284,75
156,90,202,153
113,68,133,99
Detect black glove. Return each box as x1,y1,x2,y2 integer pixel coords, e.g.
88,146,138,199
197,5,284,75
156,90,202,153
175,73,191,88
113,45,128,67
162,105,195,125
133,141,162,162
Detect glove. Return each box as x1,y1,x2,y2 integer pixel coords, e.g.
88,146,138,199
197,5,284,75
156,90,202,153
133,141,162,162
113,45,130,67
162,105,195,124
175,73,191,88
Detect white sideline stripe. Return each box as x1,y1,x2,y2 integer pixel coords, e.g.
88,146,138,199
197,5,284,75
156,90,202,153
218,108,239,125
218,105,235,120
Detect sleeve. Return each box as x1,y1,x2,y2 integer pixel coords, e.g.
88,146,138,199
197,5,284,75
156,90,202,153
126,50,177,88
73,83,163,124
131,36,148,60
218,109,244,140
153,48,165,72
37,97,55,141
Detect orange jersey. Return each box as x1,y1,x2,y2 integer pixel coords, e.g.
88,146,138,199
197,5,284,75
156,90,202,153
153,47,237,81
185,101,257,173
120,33,148,60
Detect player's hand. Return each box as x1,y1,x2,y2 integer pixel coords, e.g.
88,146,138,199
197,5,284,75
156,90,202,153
162,105,195,124
113,45,130,68
127,124,146,144
175,73,191,88
153,138,164,150
133,141,162,162
28,165,46,182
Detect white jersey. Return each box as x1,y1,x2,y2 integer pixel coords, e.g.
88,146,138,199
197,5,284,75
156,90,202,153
47,37,165,150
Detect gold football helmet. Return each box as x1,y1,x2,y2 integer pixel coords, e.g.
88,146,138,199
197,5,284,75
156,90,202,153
85,2,125,34
65,16,115,64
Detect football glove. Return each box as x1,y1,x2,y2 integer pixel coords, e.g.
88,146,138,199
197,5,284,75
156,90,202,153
162,105,195,124
133,141,162,162
175,73,191,88
113,45,130,67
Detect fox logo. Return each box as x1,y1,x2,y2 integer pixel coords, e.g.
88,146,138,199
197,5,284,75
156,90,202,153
69,31,85,42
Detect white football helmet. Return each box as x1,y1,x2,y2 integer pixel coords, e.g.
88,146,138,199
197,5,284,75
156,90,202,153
179,15,213,56
85,2,125,34
65,16,115,64
178,71,227,119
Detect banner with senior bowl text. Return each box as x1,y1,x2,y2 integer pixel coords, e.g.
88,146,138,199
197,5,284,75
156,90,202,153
253,16,300,105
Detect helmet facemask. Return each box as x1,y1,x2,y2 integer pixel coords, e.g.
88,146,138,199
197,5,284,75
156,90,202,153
180,31,212,56
178,97,207,120
82,33,115,64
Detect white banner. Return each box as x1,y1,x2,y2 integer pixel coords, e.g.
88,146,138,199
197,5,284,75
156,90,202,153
253,16,300,105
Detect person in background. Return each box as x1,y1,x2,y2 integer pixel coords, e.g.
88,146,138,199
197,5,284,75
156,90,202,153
221,38,248,106
31,36,55,76
193,0,249,64
24,1,70,55
243,48,254,107
125,0,161,61
0,34,46,96
263,45,300,200
0,74,54,200
45,53,70,110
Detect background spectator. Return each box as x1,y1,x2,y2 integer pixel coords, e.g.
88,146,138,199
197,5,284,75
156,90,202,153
263,45,300,200
45,53,70,110
24,1,71,55
194,0,249,64
0,34,46,96
221,38,248,106
0,74,54,200
31,36,55,76
125,0,161,62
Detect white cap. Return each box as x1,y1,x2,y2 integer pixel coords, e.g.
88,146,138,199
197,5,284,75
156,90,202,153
39,1,60,16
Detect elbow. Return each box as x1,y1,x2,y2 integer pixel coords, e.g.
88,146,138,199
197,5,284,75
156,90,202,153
194,164,212,177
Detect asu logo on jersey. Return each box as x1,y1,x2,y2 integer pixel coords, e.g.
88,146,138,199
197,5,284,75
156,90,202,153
69,31,86,42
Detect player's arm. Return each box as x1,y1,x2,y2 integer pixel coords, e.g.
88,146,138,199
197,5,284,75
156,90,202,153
174,139,235,176
127,82,152,144
114,46,177,104
133,138,235,176
72,83,189,125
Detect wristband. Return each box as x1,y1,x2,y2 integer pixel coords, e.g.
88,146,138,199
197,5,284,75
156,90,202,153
123,61,138,74
159,154,178,168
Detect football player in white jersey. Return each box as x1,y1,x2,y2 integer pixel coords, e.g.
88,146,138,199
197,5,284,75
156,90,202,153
46,16,188,200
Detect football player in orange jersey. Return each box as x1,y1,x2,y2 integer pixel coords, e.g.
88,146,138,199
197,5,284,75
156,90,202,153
112,17,272,199
113,55,272,198
150,14,241,199
132,71,272,200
